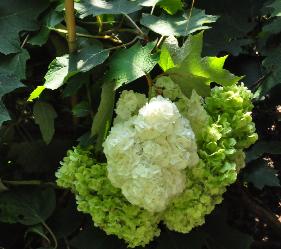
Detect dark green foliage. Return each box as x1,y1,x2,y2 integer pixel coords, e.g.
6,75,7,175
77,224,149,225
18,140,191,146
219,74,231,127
0,187,55,225
0,0,280,248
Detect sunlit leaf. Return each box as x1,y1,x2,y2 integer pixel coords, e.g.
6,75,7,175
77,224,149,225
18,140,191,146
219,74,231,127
140,9,218,36
166,32,242,96
140,0,160,7
159,46,175,72
28,86,46,102
76,0,141,18
158,0,183,15
44,41,109,90
107,42,158,89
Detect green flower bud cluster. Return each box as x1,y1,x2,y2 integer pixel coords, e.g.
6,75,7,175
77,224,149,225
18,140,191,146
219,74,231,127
163,160,225,233
154,81,258,233
56,147,161,248
56,80,258,247
205,84,258,149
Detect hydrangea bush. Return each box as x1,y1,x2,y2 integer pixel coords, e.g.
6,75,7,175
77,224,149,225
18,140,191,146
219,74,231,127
56,74,258,247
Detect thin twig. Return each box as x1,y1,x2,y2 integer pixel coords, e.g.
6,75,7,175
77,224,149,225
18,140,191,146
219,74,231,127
249,73,270,91
76,32,122,43
145,73,153,89
64,237,71,249
50,28,122,43
185,0,196,36
150,4,156,15
123,13,145,37
156,36,165,49
42,221,58,249
105,36,141,51
77,20,117,25
21,34,30,48
103,28,140,35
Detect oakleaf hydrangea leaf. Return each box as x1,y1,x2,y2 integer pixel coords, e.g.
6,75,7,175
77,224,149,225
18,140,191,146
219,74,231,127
262,18,281,35
28,10,64,47
0,74,24,99
0,187,56,225
28,86,46,102
254,47,281,99
200,0,263,56
76,0,141,18
0,0,49,54
244,160,280,189
246,141,281,163
0,48,30,80
0,102,10,127
0,73,24,126
203,16,253,56
140,0,160,7
267,0,281,17
158,0,183,15
161,35,189,65
159,46,175,71
166,32,242,96
33,101,58,144
107,42,158,89
44,41,109,90
140,0,183,15
140,9,218,36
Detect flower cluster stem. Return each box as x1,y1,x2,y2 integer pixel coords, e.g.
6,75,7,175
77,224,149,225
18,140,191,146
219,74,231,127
65,0,77,53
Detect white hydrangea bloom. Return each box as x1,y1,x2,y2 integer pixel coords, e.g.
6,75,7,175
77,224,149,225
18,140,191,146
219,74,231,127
153,76,190,116
103,95,199,212
114,90,147,124
152,77,210,138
